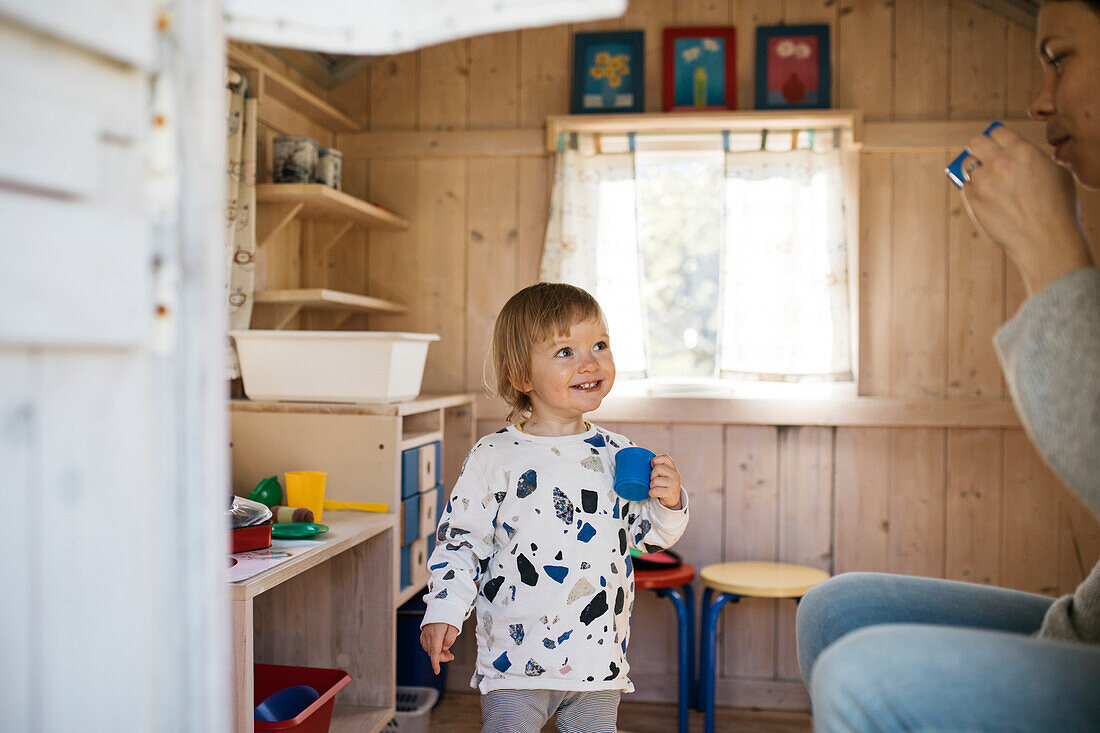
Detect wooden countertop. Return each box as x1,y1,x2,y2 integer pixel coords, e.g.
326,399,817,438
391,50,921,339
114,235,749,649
229,511,394,601
230,392,477,417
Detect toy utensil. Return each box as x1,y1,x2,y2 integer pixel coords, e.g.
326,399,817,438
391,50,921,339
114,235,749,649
323,499,389,513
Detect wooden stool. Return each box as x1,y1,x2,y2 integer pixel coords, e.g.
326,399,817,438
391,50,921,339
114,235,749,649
633,562,696,733
698,561,830,733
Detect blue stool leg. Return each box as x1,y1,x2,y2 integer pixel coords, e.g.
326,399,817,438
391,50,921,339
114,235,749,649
657,587,691,733
683,585,696,710
697,586,714,711
701,592,738,733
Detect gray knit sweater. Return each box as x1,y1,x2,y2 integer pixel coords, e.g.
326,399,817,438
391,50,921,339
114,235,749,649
995,267,1100,643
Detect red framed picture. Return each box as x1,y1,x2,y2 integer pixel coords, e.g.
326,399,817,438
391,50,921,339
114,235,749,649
662,27,737,112
754,25,831,109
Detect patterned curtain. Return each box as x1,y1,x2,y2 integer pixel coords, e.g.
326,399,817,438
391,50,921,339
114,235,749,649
225,70,257,378
540,130,852,383
719,145,852,381
540,135,646,375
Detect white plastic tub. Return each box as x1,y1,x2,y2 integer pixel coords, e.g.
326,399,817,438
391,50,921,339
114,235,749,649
384,686,439,733
230,330,439,403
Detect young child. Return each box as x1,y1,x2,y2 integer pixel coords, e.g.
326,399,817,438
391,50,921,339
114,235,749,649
420,282,689,733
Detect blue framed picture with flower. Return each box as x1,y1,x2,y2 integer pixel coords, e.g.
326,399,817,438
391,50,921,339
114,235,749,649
571,31,645,114
755,24,831,109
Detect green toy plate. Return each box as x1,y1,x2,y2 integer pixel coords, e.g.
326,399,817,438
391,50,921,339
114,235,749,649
271,522,329,539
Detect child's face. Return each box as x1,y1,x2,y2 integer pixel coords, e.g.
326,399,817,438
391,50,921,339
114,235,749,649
522,317,615,425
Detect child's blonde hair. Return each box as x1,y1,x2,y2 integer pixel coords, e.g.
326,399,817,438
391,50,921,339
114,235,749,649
489,282,606,423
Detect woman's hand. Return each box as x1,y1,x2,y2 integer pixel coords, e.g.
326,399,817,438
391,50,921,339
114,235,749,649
420,622,459,674
649,453,683,510
961,125,1092,296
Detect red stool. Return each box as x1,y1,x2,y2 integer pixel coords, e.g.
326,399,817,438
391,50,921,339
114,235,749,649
634,563,696,733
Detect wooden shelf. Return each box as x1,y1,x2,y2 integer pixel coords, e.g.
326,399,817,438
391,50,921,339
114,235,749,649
231,393,480,416
250,288,407,330
228,46,360,132
400,430,443,451
254,288,407,314
331,705,394,733
257,183,408,231
546,109,862,151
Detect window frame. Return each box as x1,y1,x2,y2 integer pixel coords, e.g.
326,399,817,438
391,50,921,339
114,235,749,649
545,110,863,396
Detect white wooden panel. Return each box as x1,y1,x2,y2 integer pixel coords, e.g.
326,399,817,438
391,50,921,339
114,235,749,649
0,193,150,345
0,21,152,346
0,350,32,732
0,0,154,68
37,352,157,731
0,24,148,200
224,0,626,55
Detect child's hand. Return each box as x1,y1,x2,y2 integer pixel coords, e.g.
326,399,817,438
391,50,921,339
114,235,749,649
650,453,682,510
420,622,459,674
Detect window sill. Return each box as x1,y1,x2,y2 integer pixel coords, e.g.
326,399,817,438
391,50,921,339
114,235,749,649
475,390,1021,429
612,378,858,401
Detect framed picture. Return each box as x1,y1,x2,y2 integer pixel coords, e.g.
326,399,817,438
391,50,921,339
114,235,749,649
755,24,831,110
571,31,645,114
662,27,736,112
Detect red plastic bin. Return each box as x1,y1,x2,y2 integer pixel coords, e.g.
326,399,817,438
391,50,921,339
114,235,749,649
254,663,351,733
231,522,272,554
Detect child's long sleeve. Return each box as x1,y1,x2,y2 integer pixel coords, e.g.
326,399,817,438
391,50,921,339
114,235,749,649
421,453,498,630
625,490,689,554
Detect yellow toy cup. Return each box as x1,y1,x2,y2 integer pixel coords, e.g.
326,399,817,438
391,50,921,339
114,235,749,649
284,471,327,523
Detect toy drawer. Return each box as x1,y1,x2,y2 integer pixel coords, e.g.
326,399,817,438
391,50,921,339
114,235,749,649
401,492,421,546
400,537,429,589
418,486,439,539
400,441,440,499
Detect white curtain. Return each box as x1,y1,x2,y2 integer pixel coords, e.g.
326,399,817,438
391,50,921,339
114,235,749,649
719,146,851,381
540,131,852,383
540,136,646,375
225,71,257,378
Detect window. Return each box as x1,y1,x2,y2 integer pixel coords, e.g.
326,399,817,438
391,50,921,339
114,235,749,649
541,125,856,394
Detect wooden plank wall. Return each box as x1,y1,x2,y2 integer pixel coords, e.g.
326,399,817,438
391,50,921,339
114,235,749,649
242,0,1100,711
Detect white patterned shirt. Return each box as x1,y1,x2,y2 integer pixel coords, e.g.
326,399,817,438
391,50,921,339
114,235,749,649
421,423,689,693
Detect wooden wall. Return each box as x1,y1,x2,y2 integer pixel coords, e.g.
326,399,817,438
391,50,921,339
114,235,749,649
240,0,1100,711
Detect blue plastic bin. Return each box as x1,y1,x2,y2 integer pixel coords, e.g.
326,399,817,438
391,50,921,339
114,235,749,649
396,592,446,705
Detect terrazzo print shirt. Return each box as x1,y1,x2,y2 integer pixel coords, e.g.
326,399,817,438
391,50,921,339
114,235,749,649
420,423,689,694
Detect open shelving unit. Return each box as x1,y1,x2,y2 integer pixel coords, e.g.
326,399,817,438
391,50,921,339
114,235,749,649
251,183,410,329
229,44,413,331
231,511,397,733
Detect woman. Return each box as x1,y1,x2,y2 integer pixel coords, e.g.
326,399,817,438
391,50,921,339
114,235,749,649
796,1,1100,730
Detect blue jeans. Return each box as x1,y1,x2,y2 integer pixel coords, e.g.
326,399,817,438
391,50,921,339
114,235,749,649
797,572,1100,732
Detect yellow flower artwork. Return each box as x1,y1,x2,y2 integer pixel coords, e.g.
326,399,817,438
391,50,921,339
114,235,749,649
589,51,630,88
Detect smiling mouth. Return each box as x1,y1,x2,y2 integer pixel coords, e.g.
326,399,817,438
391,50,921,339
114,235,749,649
571,381,602,391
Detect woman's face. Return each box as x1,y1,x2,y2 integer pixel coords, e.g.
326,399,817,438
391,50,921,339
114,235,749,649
1029,1,1100,188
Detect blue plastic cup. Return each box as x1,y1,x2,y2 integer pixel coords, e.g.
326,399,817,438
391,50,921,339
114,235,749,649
946,121,1004,189
614,447,656,501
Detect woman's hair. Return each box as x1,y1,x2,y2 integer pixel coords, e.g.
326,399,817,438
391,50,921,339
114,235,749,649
1044,0,1100,14
489,282,606,423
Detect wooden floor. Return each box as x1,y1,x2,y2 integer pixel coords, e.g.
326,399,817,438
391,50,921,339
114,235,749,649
427,691,812,733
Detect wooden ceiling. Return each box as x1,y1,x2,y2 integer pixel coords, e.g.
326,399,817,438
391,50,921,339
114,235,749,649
971,0,1040,28
260,47,379,90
